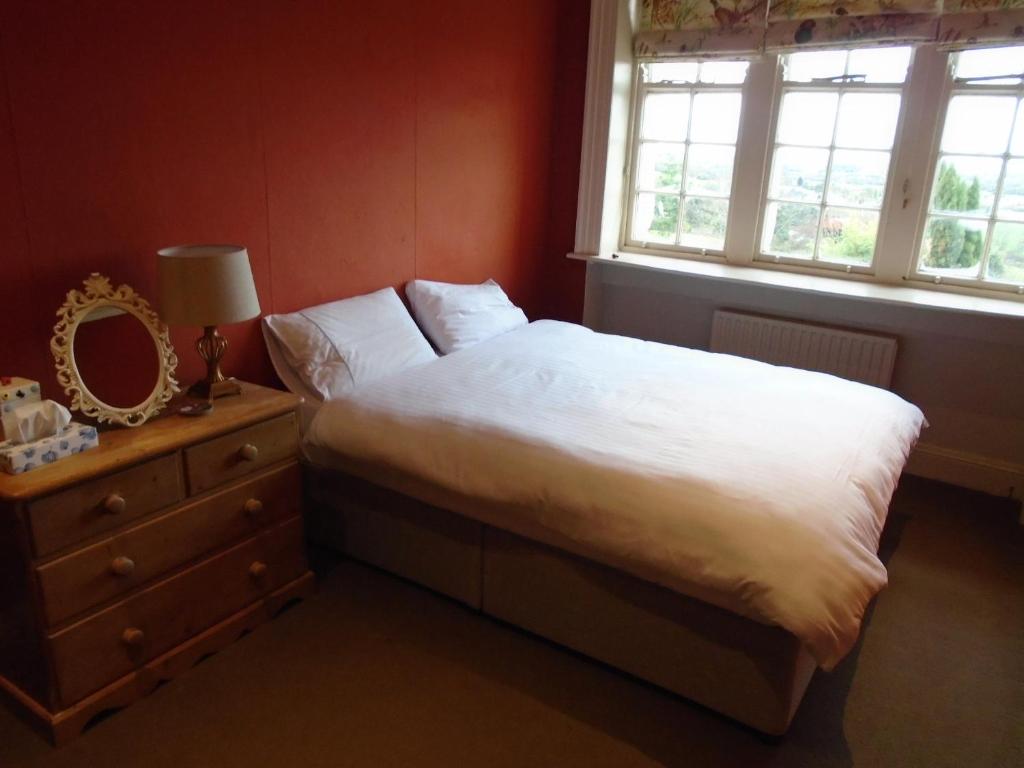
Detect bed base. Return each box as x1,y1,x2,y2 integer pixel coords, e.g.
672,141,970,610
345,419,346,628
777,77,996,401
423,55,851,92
304,466,816,735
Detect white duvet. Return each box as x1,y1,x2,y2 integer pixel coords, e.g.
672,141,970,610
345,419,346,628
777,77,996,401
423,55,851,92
308,320,925,669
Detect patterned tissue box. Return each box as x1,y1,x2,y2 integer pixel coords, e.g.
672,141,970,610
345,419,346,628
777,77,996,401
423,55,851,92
0,423,100,475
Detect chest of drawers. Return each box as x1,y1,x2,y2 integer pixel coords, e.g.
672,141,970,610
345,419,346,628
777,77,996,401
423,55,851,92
0,383,314,745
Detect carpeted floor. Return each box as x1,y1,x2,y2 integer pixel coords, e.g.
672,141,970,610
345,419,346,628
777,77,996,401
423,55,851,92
1,476,1021,768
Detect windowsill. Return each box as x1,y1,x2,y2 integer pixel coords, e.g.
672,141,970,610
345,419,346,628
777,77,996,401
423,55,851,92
567,250,1024,320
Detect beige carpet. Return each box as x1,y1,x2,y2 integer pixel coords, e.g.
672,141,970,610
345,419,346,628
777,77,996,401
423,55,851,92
1,477,1021,768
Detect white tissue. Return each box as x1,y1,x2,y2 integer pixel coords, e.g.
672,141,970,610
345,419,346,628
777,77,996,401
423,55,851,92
7,400,73,444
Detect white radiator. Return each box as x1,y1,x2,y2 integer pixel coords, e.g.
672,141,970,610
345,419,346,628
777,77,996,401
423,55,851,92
710,310,897,389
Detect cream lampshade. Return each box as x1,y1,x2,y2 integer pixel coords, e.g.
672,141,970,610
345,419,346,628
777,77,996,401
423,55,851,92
157,244,260,400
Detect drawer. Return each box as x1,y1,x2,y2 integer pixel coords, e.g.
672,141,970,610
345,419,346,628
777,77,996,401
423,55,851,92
48,516,306,707
36,462,302,627
185,412,298,495
28,454,184,557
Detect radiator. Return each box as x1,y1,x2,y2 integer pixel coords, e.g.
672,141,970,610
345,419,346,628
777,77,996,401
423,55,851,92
710,310,897,389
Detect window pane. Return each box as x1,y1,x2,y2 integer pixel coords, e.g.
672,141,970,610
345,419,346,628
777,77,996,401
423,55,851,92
955,46,1024,84
998,159,1024,221
763,202,819,258
777,92,838,146
633,193,679,244
818,207,879,265
680,197,728,250
784,50,846,83
847,47,911,84
646,62,699,83
699,61,749,84
835,93,901,149
930,156,1001,216
941,96,1015,155
919,216,987,276
690,93,742,143
987,221,1024,283
1011,106,1024,156
642,93,690,141
686,144,736,196
770,146,829,203
637,143,685,192
827,149,891,208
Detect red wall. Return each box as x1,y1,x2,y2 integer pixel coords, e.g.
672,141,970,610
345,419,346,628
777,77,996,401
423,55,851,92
0,0,587,401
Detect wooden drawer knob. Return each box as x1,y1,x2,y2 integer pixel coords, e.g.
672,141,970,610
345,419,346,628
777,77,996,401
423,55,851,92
110,556,136,577
238,443,259,462
103,494,127,514
243,498,264,517
249,561,268,581
121,628,145,648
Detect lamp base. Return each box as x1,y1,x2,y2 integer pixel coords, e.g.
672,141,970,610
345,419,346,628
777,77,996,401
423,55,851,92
186,377,241,401
187,326,242,401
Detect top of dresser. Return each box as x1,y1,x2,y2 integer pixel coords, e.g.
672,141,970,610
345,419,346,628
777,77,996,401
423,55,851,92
0,383,301,501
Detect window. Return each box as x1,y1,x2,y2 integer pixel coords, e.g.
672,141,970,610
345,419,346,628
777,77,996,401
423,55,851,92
915,46,1024,290
760,47,911,269
611,41,1024,302
626,60,748,252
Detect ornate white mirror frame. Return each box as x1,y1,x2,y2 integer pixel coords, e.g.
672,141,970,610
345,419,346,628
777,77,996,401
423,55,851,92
51,273,180,427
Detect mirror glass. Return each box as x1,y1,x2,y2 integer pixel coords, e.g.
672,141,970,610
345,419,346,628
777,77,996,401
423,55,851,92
73,307,160,409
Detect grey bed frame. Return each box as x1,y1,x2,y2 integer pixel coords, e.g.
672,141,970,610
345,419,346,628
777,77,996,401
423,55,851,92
304,463,817,735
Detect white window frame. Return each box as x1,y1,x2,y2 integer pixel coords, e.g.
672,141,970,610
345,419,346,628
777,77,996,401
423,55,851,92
754,51,911,275
613,41,1024,304
905,49,1024,296
622,62,748,256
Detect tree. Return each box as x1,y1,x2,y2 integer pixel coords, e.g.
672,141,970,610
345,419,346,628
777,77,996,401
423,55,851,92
935,164,967,210
771,203,818,253
923,163,983,270
966,177,981,211
835,219,876,264
649,195,680,240
682,198,725,240
926,218,966,267
648,158,682,239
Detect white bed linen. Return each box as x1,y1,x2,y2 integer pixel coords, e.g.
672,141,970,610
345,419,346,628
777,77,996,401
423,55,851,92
405,279,528,353
263,288,436,401
307,320,925,669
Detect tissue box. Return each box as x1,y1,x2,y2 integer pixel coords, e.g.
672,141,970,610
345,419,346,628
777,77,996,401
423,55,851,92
0,423,99,475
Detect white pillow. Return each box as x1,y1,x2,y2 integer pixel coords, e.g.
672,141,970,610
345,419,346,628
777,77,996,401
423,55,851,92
262,288,436,400
260,320,322,404
405,279,528,354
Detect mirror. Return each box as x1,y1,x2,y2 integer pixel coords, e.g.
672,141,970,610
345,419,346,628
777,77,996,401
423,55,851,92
52,274,179,427
74,309,161,409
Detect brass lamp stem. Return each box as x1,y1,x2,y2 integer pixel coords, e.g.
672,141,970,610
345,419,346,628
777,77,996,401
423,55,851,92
186,325,241,400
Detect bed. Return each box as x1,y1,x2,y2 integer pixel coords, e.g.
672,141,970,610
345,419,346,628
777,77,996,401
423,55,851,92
267,286,924,735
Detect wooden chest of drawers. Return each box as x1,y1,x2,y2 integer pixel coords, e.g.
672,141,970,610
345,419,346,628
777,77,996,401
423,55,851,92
0,383,314,745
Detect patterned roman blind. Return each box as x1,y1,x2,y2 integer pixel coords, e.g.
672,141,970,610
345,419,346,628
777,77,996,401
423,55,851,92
635,0,1024,56
764,0,940,51
937,1,1024,49
635,0,769,56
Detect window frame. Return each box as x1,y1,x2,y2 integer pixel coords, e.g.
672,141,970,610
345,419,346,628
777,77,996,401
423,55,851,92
906,50,1024,296
753,49,913,275
621,60,749,257
616,43,1024,304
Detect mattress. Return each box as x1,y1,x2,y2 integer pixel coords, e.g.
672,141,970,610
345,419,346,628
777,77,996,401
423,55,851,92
307,320,925,669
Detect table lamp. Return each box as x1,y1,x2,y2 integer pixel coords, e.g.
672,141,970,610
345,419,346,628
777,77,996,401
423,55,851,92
157,244,260,400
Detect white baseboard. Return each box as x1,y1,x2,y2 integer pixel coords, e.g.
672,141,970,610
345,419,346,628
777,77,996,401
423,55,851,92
907,442,1024,508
